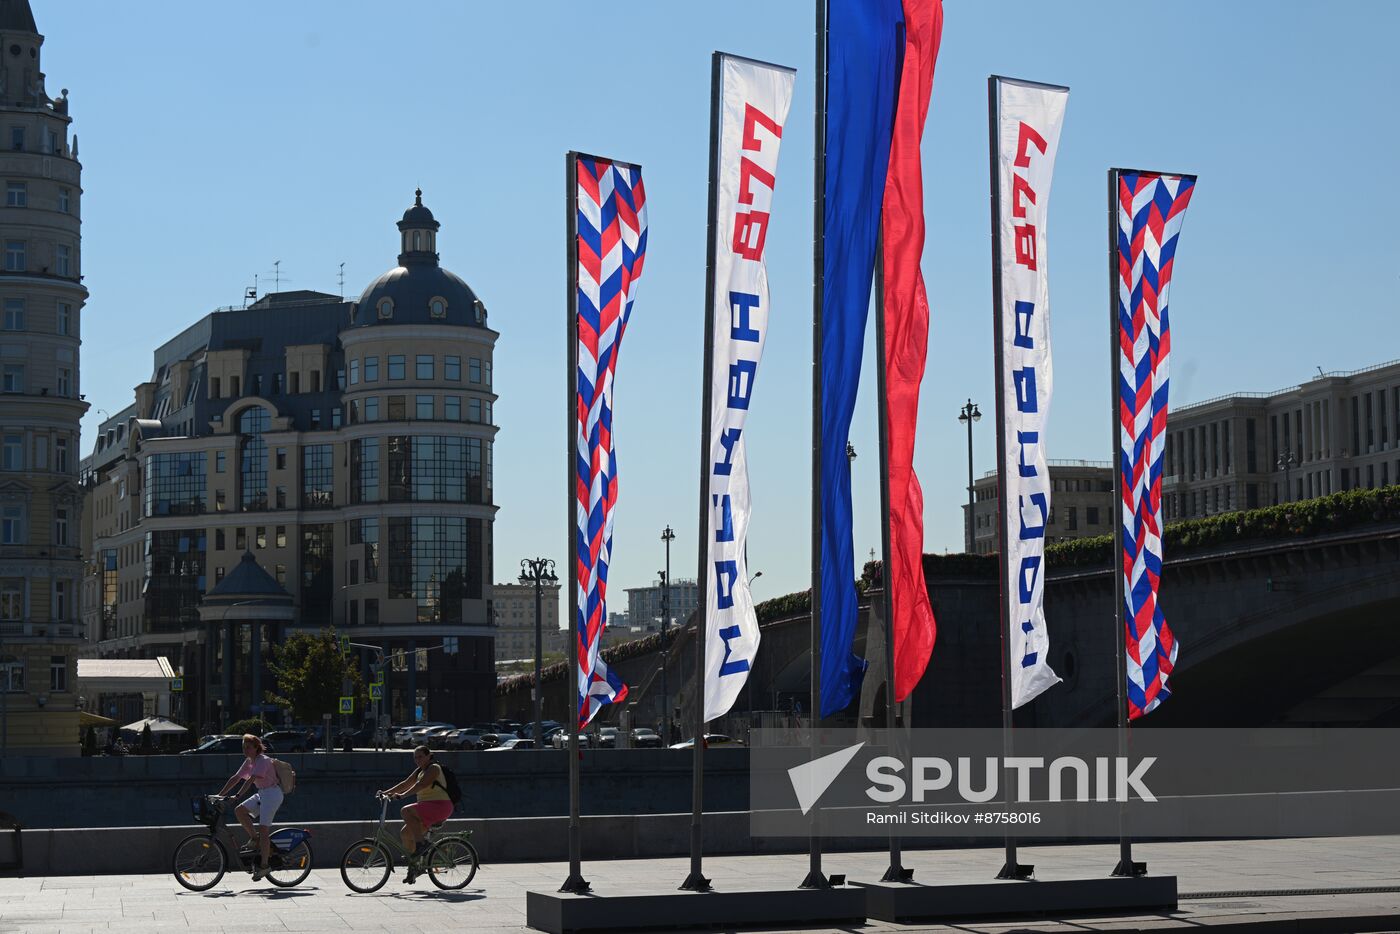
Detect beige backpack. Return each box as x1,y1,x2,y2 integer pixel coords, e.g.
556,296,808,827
272,758,297,794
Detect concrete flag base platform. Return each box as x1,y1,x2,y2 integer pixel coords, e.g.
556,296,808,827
856,874,1178,924
525,885,866,934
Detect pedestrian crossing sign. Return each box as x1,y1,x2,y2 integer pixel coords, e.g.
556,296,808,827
339,696,354,714
369,684,383,701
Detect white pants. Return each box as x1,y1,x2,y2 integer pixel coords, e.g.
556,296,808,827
239,785,284,827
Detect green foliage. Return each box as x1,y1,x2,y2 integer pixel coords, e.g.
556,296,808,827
224,717,271,736
266,626,365,723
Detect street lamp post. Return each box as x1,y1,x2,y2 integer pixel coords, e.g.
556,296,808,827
519,558,558,748
1277,451,1297,504
659,525,675,745
958,399,982,553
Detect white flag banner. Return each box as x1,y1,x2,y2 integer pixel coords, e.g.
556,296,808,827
993,76,1068,708
703,55,795,723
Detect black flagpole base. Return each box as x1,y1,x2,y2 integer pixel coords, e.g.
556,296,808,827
1112,858,1148,878
996,861,1034,880
558,872,591,894
880,863,914,883
679,872,712,892
799,870,830,889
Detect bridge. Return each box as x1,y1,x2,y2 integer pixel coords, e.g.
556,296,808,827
498,518,1400,733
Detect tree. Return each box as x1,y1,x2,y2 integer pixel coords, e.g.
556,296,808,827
267,627,365,724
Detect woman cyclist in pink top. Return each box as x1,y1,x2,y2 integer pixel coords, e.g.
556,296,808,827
217,734,283,880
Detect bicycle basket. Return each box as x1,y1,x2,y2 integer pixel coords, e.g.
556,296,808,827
191,795,218,826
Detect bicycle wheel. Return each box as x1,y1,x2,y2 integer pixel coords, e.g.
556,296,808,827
425,837,478,890
172,834,226,892
266,840,314,887
340,839,392,893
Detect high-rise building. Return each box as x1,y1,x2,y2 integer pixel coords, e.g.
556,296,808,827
492,581,563,663
80,192,500,728
0,0,86,756
965,461,1114,556
626,577,699,633
1163,359,1400,520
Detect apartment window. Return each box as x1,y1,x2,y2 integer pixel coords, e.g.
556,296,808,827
57,302,70,335
430,297,447,318
276,526,287,548
290,371,300,394
2,433,21,469
211,377,221,398
9,127,22,151
55,436,68,473
55,245,70,276
349,559,360,586
56,366,71,396
4,239,23,271
469,358,481,384
49,656,65,692
388,355,406,380
364,356,379,382
1367,394,1375,450
336,368,345,390
364,397,379,422
216,451,226,473
377,298,394,319
332,407,342,429
365,598,379,626
275,448,287,470
444,396,461,421
387,396,406,420
236,524,248,551
1086,506,1100,526
230,375,241,396
444,356,461,381
54,507,68,545
416,395,434,420
276,564,287,585
310,409,321,429
2,655,23,692
349,359,360,385
468,398,481,424
5,181,24,207
1381,391,1389,446
256,526,267,549
58,187,70,213
483,360,492,387
310,370,321,392
301,444,334,508
1,504,23,544
2,298,22,330
416,355,434,380
216,529,226,550
215,489,226,511
275,485,287,509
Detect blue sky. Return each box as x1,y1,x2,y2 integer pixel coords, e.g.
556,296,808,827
51,1,1400,604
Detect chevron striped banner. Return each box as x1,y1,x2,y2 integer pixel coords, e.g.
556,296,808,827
573,154,647,728
1115,169,1196,720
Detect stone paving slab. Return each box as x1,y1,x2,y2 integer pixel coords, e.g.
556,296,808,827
2,836,1399,933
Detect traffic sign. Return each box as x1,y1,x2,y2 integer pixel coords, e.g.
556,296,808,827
369,684,384,701
339,696,354,714
171,677,184,692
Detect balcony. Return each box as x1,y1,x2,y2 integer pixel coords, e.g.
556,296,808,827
0,619,87,642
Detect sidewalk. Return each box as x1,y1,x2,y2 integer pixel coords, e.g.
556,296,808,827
2,836,1398,934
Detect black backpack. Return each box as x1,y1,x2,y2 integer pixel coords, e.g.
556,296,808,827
435,764,463,809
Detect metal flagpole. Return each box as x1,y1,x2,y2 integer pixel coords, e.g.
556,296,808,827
680,49,725,895
986,75,1032,882
800,0,830,892
1108,167,1145,878
560,151,589,895
872,231,906,883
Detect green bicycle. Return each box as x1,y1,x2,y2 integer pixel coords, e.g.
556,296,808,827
339,793,479,893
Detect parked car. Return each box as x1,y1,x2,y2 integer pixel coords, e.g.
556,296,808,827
335,723,376,748
261,730,309,753
477,732,515,750
631,728,662,748
668,734,740,750
423,726,458,749
551,731,592,750
443,729,483,750
180,735,243,755
597,726,619,748
487,738,536,751
398,722,451,748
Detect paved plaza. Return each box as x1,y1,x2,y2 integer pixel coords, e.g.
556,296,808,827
3,836,1399,934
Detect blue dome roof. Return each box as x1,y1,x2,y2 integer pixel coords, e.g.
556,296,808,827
350,190,488,330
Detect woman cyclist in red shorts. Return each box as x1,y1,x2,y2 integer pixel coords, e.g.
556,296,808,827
379,745,454,882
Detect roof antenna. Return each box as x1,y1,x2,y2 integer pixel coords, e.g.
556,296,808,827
245,274,259,308
338,262,346,299
274,259,281,292
1316,366,1325,379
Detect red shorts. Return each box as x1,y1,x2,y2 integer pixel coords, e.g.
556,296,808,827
413,799,454,827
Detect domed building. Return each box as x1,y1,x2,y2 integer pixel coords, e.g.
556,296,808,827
80,192,500,730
